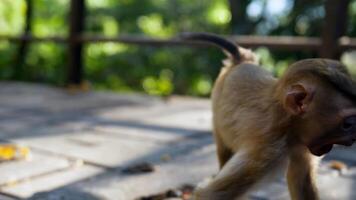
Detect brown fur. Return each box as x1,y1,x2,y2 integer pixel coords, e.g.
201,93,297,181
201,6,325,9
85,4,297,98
183,33,356,200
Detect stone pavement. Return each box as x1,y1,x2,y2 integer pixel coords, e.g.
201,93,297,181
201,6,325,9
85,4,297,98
0,82,355,200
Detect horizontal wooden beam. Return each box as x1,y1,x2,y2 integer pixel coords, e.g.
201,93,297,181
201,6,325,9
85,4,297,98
1,34,356,51
0,35,67,43
338,36,356,50
78,35,208,47
229,35,321,50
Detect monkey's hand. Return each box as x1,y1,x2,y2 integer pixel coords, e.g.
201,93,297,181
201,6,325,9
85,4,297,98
194,176,214,200
194,187,214,200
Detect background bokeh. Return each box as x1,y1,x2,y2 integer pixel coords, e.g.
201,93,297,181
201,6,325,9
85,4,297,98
1,0,356,96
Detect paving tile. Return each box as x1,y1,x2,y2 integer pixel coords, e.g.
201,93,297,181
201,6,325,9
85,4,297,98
142,109,211,131
250,183,289,200
93,122,211,143
0,194,17,200
13,132,159,168
13,130,211,168
2,82,356,200
0,82,158,118
94,103,193,121
248,162,356,200
27,188,107,200
1,164,103,199
19,143,218,200
95,97,210,121
0,115,49,139
341,166,356,178
317,173,356,200
47,144,342,200
0,151,70,186
92,101,211,143
0,117,95,142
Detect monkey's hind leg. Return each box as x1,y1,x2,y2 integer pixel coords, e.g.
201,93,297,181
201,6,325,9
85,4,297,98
214,130,233,169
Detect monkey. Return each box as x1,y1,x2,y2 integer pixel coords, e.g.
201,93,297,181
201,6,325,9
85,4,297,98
180,33,356,200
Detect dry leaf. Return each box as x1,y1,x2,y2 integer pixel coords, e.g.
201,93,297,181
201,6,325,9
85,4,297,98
329,160,347,171
0,144,31,161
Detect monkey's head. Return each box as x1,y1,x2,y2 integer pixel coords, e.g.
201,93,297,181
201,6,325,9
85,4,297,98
278,59,356,156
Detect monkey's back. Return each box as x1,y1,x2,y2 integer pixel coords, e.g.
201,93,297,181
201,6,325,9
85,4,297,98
212,63,277,151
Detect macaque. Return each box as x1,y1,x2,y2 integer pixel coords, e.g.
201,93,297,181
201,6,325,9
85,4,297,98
181,33,356,200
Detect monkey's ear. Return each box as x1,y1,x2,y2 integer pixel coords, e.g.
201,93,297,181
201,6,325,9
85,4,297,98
284,83,315,115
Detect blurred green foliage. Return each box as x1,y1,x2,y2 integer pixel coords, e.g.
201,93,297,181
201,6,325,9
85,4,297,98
1,0,356,96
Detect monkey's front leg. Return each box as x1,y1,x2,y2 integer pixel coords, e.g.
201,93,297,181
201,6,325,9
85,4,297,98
195,145,285,200
287,145,319,200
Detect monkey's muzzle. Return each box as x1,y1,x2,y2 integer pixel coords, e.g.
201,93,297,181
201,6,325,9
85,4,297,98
308,134,356,156
309,144,333,156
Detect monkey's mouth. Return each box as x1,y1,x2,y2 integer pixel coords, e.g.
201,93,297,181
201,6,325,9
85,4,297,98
308,136,356,156
309,144,333,156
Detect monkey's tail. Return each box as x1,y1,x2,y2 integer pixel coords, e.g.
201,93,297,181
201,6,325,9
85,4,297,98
179,32,257,65
179,32,240,60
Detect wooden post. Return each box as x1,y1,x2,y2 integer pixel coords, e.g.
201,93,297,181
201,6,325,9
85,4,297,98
228,0,252,34
13,0,33,79
320,0,350,59
68,0,85,85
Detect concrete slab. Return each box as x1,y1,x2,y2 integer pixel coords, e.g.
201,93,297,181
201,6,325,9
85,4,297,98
142,109,211,131
94,97,210,121
317,173,356,200
1,164,103,199
250,183,289,200
13,130,212,168
93,122,211,144
0,82,158,114
247,162,356,200
0,117,94,142
1,82,356,200
0,115,49,139
13,131,161,167
0,194,17,200
341,166,356,178
13,143,218,200
92,99,211,143
0,151,70,186
18,144,349,200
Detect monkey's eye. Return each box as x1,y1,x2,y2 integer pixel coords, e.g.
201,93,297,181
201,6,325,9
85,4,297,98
341,116,356,131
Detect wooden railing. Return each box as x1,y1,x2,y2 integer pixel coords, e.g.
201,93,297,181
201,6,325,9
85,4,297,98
0,0,353,85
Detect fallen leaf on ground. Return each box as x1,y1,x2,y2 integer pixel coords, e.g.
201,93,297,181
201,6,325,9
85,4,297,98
160,154,171,162
329,160,347,172
0,144,31,162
